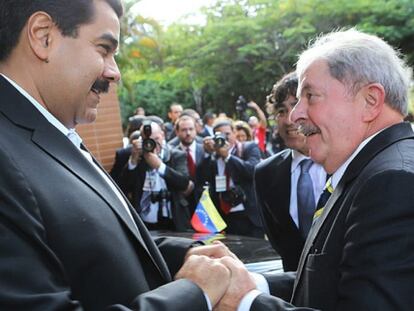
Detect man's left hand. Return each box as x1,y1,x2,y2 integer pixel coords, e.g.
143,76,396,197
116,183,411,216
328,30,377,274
214,257,257,311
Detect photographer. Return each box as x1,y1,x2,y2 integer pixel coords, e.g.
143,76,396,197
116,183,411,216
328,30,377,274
199,119,264,238
120,121,191,231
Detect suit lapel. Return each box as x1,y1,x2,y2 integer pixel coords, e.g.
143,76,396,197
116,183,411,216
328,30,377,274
0,76,171,281
292,122,414,299
196,144,204,166
272,153,294,222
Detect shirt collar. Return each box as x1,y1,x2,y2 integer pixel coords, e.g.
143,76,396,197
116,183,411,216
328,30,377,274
291,149,311,173
0,74,79,146
180,140,196,153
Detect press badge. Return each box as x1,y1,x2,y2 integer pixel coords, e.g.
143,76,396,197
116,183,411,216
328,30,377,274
215,175,227,192
143,172,156,191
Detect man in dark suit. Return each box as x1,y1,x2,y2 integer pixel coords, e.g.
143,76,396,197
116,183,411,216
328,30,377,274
174,114,206,214
254,72,326,271
0,1,238,310
120,121,192,231
200,119,264,238
164,103,183,141
213,30,414,311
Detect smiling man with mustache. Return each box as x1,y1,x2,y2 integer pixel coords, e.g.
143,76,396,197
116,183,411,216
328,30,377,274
0,1,238,310
254,72,327,272
214,29,414,311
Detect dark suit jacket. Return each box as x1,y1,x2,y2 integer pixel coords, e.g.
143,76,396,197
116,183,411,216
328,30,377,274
110,145,132,187
120,145,191,231
176,142,206,212
252,122,414,310
0,76,207,311
254,149,305,271
199,141,263,228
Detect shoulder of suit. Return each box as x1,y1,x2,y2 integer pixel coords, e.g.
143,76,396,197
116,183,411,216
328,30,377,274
256,148,291,170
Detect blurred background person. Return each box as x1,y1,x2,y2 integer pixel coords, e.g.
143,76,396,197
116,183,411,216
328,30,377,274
168,109,204,147
254,71,327,271
164,102,183,141
112,115,147,184
200,112,216,137
233,120,252,142
174,115,205,215
135,106,145,116
247,101,268,157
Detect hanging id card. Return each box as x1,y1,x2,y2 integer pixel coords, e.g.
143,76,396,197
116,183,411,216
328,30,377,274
215,175,227,192
143,172,156,191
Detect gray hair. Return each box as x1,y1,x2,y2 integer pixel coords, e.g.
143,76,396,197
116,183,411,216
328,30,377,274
296,28,412,115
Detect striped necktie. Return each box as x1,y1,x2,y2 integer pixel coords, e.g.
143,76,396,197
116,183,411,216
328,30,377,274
313,177,334,221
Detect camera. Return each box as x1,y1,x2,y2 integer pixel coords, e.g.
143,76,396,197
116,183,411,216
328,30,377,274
213,132,227,148
141,121,157,152
221,186,246,207
151,189,171,217
235,95,248,112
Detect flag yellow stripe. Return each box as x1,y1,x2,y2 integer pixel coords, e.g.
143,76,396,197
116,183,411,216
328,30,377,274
200,190,227,231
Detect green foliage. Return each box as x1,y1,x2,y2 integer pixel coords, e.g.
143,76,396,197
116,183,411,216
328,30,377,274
117,0,414,124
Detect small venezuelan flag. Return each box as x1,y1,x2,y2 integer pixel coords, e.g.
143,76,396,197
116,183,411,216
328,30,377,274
191,188,227,233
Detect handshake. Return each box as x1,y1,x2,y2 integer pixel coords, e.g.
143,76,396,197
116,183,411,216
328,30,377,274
175,241,257,311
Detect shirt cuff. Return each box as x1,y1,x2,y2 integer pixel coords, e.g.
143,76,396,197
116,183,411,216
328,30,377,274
237,289,262,311
251,272,270,294
128,159,137,170
157,162,167,176
203,292,213,311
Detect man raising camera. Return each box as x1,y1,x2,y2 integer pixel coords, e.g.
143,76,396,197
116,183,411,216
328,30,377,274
121,121,192,231
200,119,264,238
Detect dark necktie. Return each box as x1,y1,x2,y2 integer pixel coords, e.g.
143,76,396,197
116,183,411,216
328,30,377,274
219,167,232,214
186,147,196,179
297,159,315,238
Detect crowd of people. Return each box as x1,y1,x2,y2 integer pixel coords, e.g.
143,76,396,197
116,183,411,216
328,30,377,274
2,1,414,310
111,97,289,237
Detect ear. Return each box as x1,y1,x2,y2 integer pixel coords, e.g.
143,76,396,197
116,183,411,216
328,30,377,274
361,83,386,122
26,12,55,62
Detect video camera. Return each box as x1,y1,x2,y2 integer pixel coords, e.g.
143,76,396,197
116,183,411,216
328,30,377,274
151,189,171,220
235,95,249,121
235,95,248,112
221,185,246,207
141,121,157,153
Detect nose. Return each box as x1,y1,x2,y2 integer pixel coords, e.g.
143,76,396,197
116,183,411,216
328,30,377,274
104,57,121,83
290,98,306,124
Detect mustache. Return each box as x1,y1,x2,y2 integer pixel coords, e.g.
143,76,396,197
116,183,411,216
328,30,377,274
91,79,110,94
297,122,321,137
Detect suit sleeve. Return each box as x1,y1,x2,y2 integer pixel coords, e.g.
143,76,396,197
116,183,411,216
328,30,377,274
334,170,414,310
0,147,206,311
251,169,414,310
164,150,189,192
226,142,261,180
254,164,284,254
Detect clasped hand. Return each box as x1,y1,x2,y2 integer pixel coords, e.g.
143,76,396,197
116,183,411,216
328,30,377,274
175,241,256,311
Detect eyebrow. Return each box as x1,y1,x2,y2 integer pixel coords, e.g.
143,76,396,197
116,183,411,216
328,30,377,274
297,83,313,97
99,33,119,51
